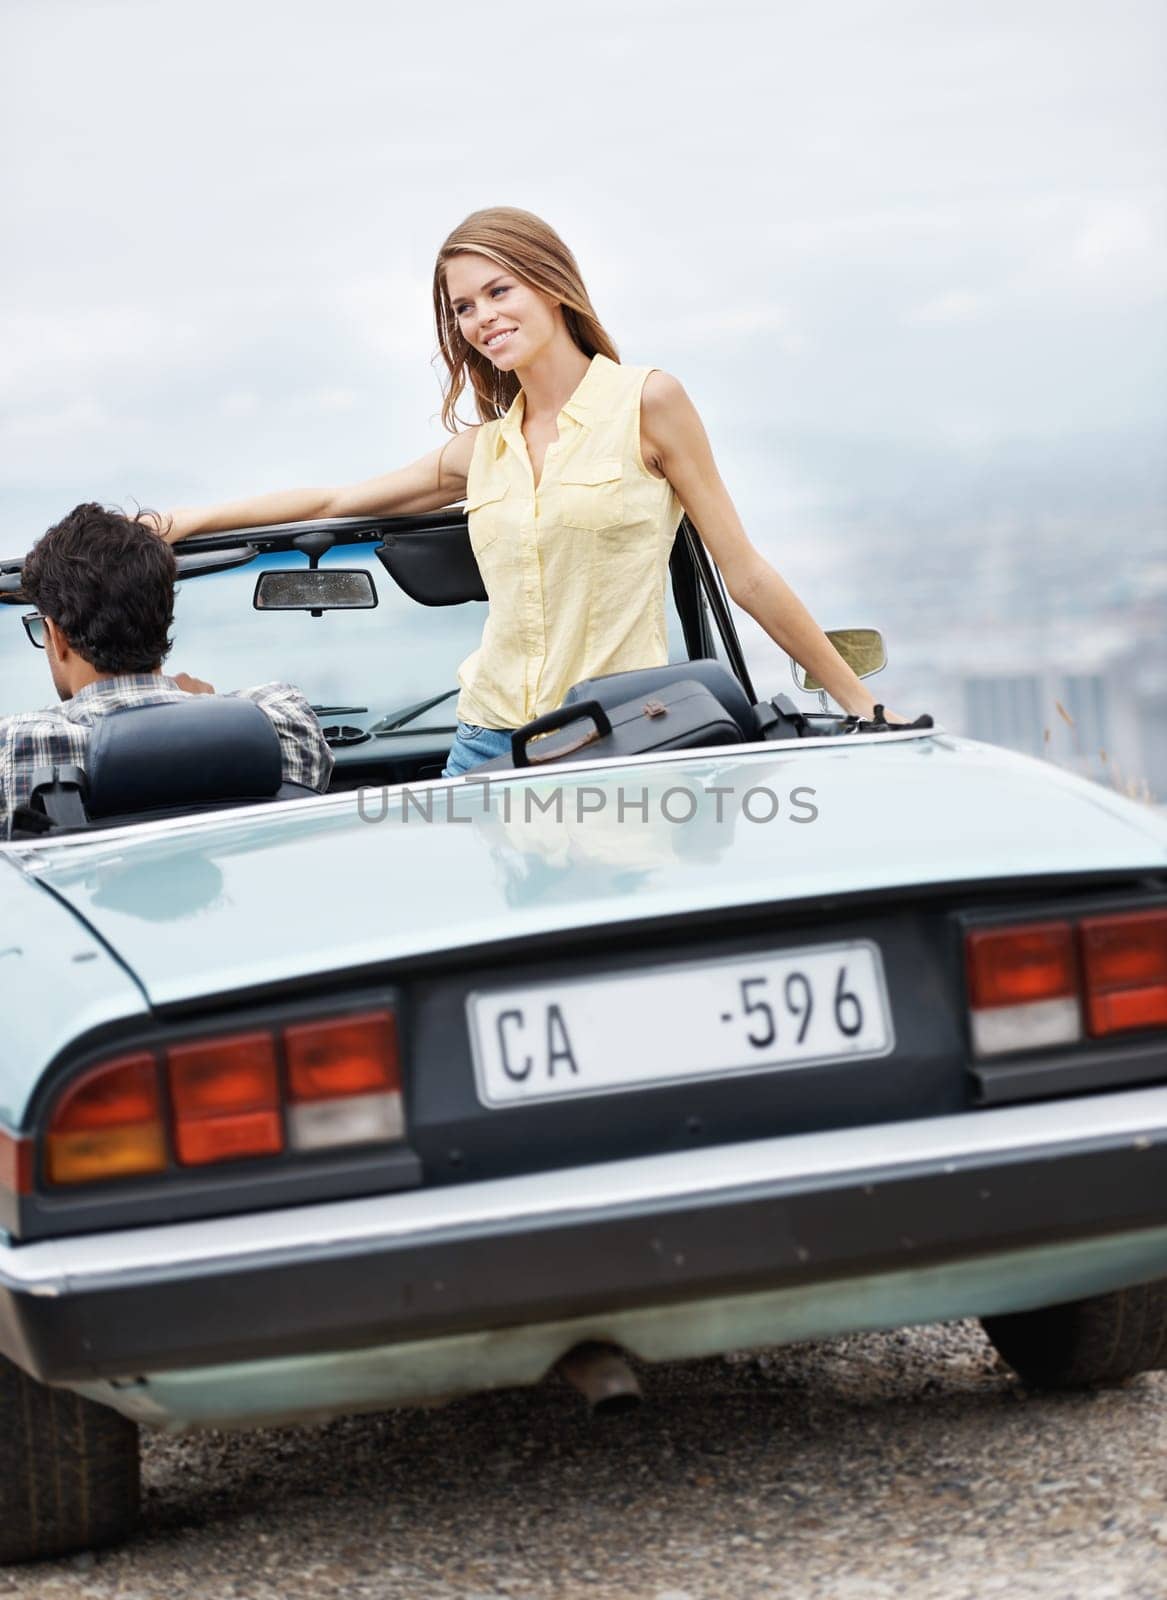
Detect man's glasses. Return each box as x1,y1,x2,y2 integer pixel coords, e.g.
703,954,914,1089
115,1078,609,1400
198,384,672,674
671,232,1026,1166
21,613,46,649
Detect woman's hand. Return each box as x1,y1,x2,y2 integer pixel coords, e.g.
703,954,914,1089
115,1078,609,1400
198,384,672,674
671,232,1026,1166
136,509,176,542
172,671,215,695
839,696,918,725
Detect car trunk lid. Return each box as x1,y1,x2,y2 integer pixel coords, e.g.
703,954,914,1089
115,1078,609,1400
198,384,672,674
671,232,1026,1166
14,734,1165,1010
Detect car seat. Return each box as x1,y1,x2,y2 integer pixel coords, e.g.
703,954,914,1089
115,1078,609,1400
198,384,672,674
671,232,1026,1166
21,697,319,832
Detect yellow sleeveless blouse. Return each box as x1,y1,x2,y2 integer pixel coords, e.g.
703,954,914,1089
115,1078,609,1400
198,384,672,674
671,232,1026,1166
455,353,684,730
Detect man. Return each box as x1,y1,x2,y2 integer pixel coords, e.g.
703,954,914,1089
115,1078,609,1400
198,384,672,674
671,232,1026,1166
0,502,333,831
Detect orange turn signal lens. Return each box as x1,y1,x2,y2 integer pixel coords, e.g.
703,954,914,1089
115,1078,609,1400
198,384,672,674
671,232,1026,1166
1080,909,1167,1037
284,1011,400,1102
45,1054,166,1184
48,1123,168,1186
166,1032,283,1166
965,922,1077,1010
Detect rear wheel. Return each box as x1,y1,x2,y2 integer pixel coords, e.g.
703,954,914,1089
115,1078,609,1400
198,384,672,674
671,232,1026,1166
0,1355,140,1564
982,1278,1167,1390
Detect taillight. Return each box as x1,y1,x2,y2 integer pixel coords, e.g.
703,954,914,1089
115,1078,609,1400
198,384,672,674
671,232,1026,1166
46,1053,167,1184
965,922,1081,1057
966,907,1167,1059
167,1032,283,1166
41,1007,405,1186
285,1011,403,1150
1080,910,1167,1036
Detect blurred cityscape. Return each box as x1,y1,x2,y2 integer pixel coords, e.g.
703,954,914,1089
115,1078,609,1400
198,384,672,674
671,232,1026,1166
733,425,1167,802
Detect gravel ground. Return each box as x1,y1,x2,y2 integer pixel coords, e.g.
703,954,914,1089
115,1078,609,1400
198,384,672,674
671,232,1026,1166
5,1321,1165,1600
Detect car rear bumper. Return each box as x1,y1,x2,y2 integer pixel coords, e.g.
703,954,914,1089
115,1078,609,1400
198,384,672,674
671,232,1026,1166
2,1087,1166,1413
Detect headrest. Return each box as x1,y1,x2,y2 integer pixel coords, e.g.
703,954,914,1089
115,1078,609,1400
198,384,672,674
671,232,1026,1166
563,659,757,739
84,697,283,818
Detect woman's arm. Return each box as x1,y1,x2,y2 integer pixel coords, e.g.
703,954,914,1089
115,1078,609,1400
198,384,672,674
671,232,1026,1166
153,429,480,544
641,373,902,721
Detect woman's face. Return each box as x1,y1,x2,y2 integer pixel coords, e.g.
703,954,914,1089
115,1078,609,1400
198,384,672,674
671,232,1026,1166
444,252,560,371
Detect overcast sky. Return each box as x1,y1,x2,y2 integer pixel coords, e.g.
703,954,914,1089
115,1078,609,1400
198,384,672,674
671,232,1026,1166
2,0,1164,609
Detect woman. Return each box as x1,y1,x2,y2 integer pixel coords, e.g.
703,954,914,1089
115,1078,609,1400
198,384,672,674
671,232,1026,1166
157,207,907,774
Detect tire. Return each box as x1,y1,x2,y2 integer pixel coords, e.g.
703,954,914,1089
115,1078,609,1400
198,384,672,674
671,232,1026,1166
982,1277,1167,1390
0,1355,140,1564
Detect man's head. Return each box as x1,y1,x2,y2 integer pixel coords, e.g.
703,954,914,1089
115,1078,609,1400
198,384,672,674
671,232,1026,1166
21,503,177,700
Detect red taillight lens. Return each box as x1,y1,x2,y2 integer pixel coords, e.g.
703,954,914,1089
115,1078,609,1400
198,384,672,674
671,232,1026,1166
284,1011,400,1101
1080,910,1167,1036
966,922,1077,1009
167,1032,283,1166
50,1053,159,1131
46,1054,167,1184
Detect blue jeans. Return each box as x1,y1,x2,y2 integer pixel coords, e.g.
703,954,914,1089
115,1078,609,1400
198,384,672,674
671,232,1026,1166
442,721,516,778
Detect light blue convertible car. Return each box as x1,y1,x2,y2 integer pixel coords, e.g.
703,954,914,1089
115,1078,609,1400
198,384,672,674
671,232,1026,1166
1,512,1165,1563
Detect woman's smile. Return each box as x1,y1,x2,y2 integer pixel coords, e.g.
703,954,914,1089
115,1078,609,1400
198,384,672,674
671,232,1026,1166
484,327,518,352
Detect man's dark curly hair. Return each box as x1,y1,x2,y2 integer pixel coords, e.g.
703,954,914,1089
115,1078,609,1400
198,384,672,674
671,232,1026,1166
21,503,176,673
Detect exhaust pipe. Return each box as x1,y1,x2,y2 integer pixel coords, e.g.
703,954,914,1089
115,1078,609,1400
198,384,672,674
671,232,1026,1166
556,1341,642,1415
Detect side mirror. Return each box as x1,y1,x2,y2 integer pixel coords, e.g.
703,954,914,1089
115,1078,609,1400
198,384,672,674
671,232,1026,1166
791,628,887,700
253,569,378,617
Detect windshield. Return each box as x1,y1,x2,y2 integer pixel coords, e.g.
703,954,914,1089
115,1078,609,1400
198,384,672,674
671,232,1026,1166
0,542,691,726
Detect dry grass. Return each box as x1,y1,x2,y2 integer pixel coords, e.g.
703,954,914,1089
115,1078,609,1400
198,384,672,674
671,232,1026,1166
1044,701,1156,804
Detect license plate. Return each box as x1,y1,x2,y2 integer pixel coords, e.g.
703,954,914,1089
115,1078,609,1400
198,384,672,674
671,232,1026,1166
468,940,893,1107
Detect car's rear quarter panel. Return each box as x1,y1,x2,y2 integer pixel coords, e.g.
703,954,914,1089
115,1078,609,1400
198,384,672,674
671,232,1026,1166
0,853,146,1131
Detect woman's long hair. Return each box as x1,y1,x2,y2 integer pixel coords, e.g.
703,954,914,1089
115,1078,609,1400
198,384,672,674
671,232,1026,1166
433,207,620,431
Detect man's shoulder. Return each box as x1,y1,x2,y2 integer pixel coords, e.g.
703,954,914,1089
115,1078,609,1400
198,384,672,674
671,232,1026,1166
0,704,78,741
0,707,90,810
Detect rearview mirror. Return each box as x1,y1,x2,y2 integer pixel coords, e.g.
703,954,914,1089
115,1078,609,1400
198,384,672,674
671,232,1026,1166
253,569,378,614
791,628,887,694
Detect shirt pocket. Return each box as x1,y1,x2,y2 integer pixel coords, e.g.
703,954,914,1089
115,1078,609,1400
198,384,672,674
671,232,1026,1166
559,459,624,530
466,483,510,555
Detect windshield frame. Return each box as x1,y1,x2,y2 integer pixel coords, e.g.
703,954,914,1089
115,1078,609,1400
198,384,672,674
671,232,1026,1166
0,509,754,705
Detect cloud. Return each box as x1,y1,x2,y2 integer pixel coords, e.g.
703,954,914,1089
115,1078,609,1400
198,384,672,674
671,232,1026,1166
0,396,110,442
1068,200,1167,300
1073,202,1158,269
646,303,809,354
0,309,203,403
220,391,260,419
904,290,992,327
334,271,437,364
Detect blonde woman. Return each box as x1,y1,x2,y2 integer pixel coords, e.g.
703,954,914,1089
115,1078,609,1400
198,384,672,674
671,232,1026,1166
157,207,907,775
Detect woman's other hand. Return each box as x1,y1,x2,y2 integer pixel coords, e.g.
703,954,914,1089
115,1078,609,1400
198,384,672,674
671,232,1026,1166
172,671,216,694
136,509,178,542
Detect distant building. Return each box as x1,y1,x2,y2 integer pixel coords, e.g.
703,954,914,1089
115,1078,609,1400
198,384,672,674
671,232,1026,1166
963,675,1045,759
961,663,1152,798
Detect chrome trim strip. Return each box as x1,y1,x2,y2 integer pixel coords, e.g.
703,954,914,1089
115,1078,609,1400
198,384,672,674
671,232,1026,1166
5,1085,1164,1293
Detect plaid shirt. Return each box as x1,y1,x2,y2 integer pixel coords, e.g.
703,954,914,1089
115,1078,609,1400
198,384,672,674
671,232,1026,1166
0,674,334,831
